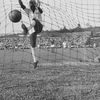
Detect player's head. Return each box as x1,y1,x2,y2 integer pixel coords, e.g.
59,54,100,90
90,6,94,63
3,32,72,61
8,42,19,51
29,0,37,13
29,0,37,7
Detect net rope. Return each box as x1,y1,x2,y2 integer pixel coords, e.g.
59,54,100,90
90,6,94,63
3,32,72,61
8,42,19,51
0,0,100,72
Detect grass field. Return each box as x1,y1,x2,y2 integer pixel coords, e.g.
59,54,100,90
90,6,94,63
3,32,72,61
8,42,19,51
0,47,100,64
0,48,100,100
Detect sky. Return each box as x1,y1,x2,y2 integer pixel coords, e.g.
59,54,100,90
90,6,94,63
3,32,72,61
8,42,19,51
0,0,100,35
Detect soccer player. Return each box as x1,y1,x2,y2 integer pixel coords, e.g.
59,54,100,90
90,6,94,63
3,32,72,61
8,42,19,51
18,0,43,68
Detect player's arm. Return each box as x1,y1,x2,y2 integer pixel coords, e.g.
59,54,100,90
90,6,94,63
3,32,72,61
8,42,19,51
37,0,43,14
18,0,26,10
37,7,43,14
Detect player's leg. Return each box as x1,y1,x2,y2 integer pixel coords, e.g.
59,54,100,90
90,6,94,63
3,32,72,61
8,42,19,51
30,19,43,68
31,47,37,62
21,19,43,68
21,20,36,35
21,23,28,35
30,33,37,63
30,32,39,68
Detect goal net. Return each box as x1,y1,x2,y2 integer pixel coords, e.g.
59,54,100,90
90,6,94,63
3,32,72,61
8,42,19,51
0,0,100,70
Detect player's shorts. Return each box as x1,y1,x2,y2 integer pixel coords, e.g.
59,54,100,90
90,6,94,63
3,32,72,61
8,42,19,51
30,19,43,48
33,18,43,34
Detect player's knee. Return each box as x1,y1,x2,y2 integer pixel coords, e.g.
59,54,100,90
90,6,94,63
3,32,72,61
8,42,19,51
21,24,28,35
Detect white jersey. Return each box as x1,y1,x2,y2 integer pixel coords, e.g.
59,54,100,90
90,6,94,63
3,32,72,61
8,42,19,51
24,7,42,22
23,6,42,35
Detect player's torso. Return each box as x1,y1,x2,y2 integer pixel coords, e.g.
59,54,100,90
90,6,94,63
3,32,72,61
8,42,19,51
24,8,43,35
24,8,42,21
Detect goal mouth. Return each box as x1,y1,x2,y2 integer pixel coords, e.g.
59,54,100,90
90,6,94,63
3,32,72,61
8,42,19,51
0,0,100,72
0,0,100,100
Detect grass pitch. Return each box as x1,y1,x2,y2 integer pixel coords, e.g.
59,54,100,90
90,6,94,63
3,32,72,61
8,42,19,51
0,48,100,100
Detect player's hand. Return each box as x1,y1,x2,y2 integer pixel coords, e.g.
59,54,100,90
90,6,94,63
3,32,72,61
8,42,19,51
37,0,40,7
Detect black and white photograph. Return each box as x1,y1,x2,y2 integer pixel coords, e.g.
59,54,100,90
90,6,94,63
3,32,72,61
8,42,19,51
0,0,100,99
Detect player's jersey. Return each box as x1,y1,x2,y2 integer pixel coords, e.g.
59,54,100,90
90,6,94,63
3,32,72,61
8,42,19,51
24,7,42,22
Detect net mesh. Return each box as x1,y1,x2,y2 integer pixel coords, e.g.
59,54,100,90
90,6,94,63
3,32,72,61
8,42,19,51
0,0,100,100
0,0,100,70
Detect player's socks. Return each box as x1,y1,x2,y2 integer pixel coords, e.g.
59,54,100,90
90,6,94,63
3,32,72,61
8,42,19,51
34,61,39,69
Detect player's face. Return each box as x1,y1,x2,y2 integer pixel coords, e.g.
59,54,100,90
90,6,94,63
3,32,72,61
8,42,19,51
29,0,36,6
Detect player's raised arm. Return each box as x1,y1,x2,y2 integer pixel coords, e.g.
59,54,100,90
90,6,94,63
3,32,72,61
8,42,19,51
37,6,43,14
37,0,43,14
18,0,26,10
37,0,40,6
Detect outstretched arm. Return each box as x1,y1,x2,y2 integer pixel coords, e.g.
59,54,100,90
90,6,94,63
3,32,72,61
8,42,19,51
18,0,26,10
37,7,43,14
37,0,43,14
